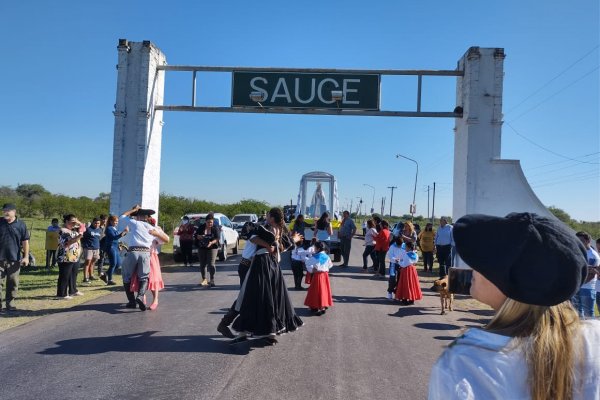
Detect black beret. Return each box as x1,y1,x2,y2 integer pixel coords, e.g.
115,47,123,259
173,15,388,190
453,212,587,306
131,208,155,217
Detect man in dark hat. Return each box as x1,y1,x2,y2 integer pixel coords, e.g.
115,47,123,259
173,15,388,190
0,203,30,312
119,204,162,311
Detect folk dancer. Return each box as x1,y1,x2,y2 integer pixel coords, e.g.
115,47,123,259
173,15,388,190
120,205,164,311
303,241,333,315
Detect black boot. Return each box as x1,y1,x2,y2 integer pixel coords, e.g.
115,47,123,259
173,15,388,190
136,278,148,311
124,282,136,308
217,303,238,338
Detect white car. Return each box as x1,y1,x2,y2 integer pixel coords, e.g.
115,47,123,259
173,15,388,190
173,213,239,262
231,214,259,234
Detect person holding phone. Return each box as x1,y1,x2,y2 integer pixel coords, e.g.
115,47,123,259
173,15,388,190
429,212,600,400
56,214,84,299
196,213,220,287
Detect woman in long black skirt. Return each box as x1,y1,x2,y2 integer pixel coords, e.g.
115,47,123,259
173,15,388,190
231,207,303,345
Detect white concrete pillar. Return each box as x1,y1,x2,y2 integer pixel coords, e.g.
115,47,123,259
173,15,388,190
453,47,553,221
109,39,166,220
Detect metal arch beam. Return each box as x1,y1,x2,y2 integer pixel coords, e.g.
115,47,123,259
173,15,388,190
157,65,463,76
154,105,460,118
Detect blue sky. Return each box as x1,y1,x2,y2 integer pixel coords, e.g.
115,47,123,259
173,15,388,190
1,1,598,221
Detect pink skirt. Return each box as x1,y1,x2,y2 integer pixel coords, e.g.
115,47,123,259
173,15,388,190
130,250,164,292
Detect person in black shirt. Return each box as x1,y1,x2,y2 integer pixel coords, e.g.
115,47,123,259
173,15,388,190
0,203,30,312
196,213,220,287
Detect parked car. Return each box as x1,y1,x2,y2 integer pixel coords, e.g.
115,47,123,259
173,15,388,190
173,213,239,262
231,214,259,235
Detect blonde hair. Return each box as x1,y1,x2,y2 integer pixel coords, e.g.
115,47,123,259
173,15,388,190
485,299,581,400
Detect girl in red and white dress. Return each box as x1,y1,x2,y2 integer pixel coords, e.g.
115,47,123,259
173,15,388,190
395,241,423,305
303,241,333,315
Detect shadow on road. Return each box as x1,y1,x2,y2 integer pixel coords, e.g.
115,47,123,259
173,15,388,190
0,302,134,319
413,322,461,331
163,283,241,292
433,335,458,341
333,295,388,306
388,306,440,318
38,331,243,355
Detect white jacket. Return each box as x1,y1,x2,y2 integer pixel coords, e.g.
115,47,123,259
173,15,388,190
428,320,600,399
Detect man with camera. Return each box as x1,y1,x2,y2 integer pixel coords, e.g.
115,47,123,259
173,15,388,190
0,203,30,312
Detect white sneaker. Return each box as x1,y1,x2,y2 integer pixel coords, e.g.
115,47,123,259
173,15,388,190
73,291,84,296
386,292,393,300
58,296,73,300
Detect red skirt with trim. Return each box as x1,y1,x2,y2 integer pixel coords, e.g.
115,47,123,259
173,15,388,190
304,271,333,309
395,265,422,301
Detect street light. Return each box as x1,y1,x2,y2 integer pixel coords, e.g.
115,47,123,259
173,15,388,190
356,197,363,216
363,184,375,214
395,153,419,220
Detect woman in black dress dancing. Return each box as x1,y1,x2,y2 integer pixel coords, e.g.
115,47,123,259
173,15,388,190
231,207,303,345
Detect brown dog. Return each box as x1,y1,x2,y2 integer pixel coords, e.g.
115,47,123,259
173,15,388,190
431,276,454,315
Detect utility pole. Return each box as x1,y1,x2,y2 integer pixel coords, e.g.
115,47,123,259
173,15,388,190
426,185,430,220
381,197,386,216
431,182,436,224
387,186,397,217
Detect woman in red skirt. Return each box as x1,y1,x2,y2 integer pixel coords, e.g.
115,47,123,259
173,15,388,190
303,241,333,315
395,241,423,305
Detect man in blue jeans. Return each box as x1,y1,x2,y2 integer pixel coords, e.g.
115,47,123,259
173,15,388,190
434,217,453,278
572,231,599,319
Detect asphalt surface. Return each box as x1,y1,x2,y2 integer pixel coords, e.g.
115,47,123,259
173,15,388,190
0,238,491,400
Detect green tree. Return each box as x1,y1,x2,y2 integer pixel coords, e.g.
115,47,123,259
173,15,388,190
548,206,572,225
16,184,50,199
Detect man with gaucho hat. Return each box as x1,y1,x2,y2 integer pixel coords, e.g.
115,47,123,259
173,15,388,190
120,205,163,311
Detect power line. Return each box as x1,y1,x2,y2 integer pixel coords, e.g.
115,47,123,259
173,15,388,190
529,168,598,186
526,152,599,170
510,65,599,122
526,158,599,178
531,172,599,189
506,122,599,165
505,45,599,115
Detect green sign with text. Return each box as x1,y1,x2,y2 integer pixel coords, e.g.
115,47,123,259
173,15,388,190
232,71,380,110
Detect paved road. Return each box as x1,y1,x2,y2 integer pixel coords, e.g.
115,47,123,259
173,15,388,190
0,238,491,400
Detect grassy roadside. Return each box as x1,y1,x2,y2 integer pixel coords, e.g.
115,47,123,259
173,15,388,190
0,253,177,333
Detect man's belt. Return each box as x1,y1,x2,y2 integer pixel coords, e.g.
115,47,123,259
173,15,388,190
239,257,252,267
129,246,150,252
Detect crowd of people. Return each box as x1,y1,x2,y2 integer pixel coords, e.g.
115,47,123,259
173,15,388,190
3,202,600,397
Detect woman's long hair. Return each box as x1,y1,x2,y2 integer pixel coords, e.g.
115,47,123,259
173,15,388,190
316,212,330,230
485,299,581,400
403,221,415,235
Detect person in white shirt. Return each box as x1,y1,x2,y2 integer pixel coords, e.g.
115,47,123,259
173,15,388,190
119,205,165,311
362,219,378,272
574,231,600,319
385,237,405,299
303,240,333,315
429,213,600,400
